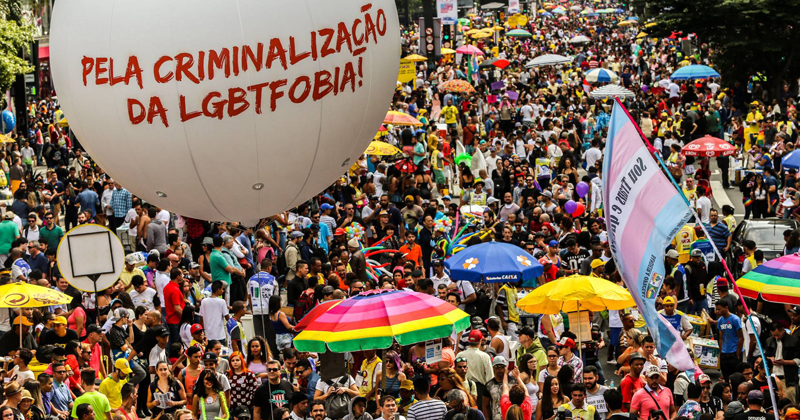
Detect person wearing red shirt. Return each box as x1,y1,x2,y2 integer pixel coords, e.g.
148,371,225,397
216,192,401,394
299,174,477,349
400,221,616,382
162,267,186,349
621,353,646,412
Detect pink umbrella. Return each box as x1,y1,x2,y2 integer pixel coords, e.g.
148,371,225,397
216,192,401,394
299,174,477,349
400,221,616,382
455,45,484,55
558,16,569,21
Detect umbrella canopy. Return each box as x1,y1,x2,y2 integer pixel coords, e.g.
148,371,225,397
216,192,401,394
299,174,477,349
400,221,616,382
455,45,485,55
558,16,569,21
671,64,721,80
645,22,658,28
636,32,648,39
585,68,619,83
458,18,470,25
403,54,428,62
373,125,388,139
479,57,511,70
681,136,736,157
294,299,343,332
569,35,591,43
506,29,532,38
783,150,800,170
525,54,573,68
597,8,614,13
540,11,553,17
589,84,636,99
551,6,567,14
470,32,492,39
614,8,625,13
0,135,14,144
570,5,583,11
384,111,423,127
0,283,73,308
516,275,635,314
465,29,483,35
481,2,505,9
736,253,800,304
293,289,470,352
439,79,477,94
394,158,418,173
445,241,544,283
365,141,402,156
441,48,457,55
579,9,593,15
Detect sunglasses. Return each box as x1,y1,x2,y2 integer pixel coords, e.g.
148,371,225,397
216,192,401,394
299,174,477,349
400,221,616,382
267,368,280,372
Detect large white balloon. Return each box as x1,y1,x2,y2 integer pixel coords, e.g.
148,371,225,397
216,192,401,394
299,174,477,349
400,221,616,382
50,0,400,224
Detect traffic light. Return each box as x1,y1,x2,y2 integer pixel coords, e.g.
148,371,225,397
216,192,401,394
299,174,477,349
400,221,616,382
442,24,451,49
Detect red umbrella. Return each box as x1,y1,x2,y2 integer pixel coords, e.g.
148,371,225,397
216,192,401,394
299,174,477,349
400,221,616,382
294,299,343,332
394,158,418,173
681,135,736,157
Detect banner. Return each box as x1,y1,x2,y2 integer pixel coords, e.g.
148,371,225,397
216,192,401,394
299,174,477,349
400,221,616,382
602,101,696,372
397,59,416,84
437,0,458,24
509,0,521,14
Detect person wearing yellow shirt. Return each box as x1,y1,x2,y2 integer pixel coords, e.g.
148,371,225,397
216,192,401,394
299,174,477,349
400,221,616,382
120,255,146,292
671,224,697,264
442,100,459,130
744,103,763,151
98,359,132,410
682,177,697,207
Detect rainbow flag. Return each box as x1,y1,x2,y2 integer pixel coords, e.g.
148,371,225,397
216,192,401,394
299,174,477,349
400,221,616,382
602,100,696,372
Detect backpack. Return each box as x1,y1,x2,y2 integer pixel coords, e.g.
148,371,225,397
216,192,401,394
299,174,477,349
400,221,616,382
294,290,315,321
324,376,352,420
749,313,773,345
276,251,289,276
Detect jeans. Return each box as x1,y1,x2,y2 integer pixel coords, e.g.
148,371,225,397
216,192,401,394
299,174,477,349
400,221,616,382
166,323,181,350
129,358,147,385
690,298,709,316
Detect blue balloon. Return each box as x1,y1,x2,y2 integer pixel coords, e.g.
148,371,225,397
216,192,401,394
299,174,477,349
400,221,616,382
1,110,15,134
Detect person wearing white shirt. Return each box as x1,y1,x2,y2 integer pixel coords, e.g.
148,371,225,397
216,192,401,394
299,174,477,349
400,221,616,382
584,141,603,169
129,275,157,312
154,260,171,312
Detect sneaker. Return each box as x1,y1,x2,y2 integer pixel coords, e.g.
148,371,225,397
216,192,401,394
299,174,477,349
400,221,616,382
606,360,617,366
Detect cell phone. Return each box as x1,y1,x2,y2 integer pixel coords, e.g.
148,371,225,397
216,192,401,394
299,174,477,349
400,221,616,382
508,360,516,371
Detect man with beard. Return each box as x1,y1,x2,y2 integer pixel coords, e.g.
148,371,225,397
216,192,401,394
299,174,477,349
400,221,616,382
99,359,132,411
310,400,332,420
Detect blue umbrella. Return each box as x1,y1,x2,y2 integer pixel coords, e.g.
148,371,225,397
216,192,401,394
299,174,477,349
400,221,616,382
587,12,599,17
671,64,721,80
627,16,639,20
614,8,625,13
783,150,800,170
585,68,619,83
541,11,553,17
445,241,543,285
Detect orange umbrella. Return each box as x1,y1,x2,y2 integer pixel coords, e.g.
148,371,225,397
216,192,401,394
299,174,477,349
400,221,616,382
384,111,423,127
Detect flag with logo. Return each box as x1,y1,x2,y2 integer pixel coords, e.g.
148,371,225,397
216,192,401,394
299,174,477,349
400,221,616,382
602,100,696,372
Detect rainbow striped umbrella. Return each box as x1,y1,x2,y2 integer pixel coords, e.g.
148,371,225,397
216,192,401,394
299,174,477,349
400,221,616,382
736,253,800,304
294,289,470,352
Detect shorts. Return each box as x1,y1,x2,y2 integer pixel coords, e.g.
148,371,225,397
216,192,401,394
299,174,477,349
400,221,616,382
434,169,446,185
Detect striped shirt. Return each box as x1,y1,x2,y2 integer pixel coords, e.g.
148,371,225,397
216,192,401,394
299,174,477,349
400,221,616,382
704,222,730,251
110,188,132,218
407,398,448,420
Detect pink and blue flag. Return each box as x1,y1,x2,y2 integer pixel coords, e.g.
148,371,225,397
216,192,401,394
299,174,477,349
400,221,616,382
602,100,696,372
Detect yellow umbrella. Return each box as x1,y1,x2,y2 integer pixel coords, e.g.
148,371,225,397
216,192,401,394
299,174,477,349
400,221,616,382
537,9,546,13
618,21,634,26
471,32,492,39
441,48,457,55
403,54,427,62
465,29,482,35
0,135,14,144
636,32,648,39
0,282,73,308
645,22,658,28
364,141,402,156
493,26,505,31
374,125,388,139
480,27,495,33
384,111,423,127
517,275,635,357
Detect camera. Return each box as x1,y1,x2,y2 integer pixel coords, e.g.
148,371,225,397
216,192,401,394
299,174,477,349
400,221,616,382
649,410,666,420
557,406,573,420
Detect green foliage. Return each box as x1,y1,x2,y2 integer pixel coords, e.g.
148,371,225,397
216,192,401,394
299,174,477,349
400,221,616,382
0,18,35,94
634,0,800,93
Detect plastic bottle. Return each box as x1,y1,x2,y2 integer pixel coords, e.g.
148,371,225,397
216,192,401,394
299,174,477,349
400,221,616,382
609,380,615,389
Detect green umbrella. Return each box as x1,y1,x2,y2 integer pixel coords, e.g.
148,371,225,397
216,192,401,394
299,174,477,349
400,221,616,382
506,29,532,38
455,153,472,167
458,18,470,26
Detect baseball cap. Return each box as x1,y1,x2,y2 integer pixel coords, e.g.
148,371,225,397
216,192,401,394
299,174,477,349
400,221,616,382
663,296,676,305
590,259,606,269
322,286,335,295
543,190,553,198
404,195,414,202
629,352,646,363
725,402,745,419
747,390,763,402
443,195,452,200
690,249,703,258
153,325,170,337
492,356,509,367
112,308,129,320
467,329,484,343
3,212,14,220
191,324,204,335
85,324,103,335
52,316,68,325
290,231,304,239
320,203,334,211
202,352,218,362
190,262,201,269
334,228,346,236
698,373,711,384
558,337,575,349
231,406,252,419
115,358,133,374
716,277,728,286
399,380,414,390
666,249,679,259
789,306,800,314
645,365,661,378
549,240,559,247
13,316,32,326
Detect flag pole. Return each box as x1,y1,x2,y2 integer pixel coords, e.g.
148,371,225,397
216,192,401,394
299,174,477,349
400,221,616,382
612,98,780,419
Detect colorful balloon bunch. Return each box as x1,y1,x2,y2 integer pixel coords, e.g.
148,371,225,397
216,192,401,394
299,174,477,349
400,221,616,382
434,217,453,233
354,235,402,282
436,211,488,258
564,200,586,218
346,223,365,240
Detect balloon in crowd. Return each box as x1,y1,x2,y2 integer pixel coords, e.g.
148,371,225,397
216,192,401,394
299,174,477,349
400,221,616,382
49,0,401,224
0,110,15,134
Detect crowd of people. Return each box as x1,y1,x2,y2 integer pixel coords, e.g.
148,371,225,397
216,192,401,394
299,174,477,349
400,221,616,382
1,2,800,420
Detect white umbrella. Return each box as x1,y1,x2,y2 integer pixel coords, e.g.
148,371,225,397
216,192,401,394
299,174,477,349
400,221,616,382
570,5,583,11
525,54,574,68
569,35,591,44
588,84,636,99
481,2,505,9
584,68,620,83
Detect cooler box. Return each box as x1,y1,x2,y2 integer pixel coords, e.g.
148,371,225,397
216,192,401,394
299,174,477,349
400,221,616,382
690,337,720,369
686,313,708,337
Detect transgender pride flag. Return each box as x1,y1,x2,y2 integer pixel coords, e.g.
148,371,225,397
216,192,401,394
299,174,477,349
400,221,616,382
602,100,696,372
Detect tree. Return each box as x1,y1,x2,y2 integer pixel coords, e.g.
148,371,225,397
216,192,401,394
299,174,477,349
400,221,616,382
0,18,35,96
633,0,800,97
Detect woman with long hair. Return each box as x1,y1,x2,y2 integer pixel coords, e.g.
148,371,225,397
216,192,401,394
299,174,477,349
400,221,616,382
268,295,294,352
751,174,769,218
518,353,540,412
711,382,732,412
228,352,259,411
537,347,561,390
434,368,476,408
615,329,644,376
22,381,45,414
506,405,525,420
246,337,271,382
192,369,229,420
535,376,567,420
378,350,406,399
19,387,44,420
147,361,187,418
197,238,214,284
178,304,195,349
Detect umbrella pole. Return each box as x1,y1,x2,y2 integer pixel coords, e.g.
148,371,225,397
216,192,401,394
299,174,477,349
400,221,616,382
577,304,582,360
